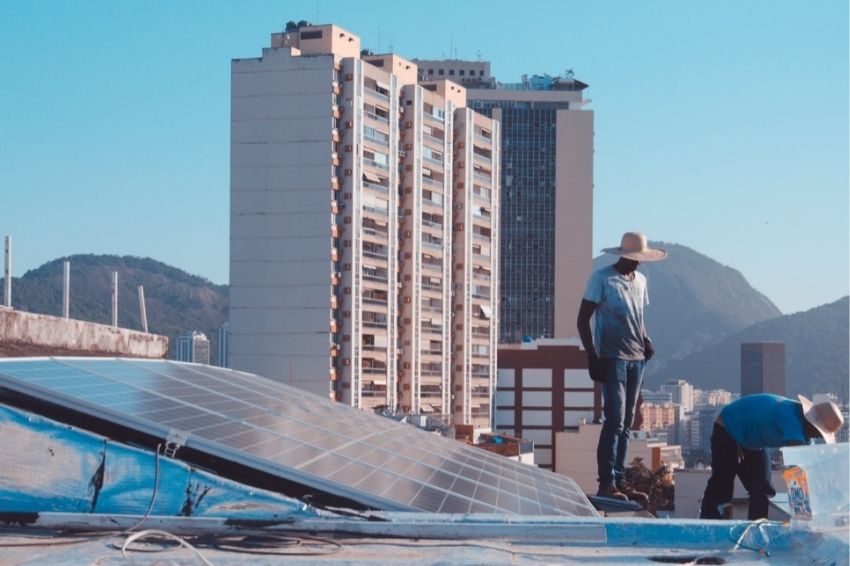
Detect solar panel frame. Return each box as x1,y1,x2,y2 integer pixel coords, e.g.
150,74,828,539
0,358,598,517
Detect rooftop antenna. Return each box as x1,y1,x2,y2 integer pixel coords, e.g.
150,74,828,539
449,35,453,60
476,49,482,62
378,25,381,53
388,41,393,53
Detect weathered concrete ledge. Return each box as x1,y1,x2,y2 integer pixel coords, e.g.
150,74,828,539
0,308,167,358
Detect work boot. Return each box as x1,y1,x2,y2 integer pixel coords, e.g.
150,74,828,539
616,482,649,506
596,483,628,501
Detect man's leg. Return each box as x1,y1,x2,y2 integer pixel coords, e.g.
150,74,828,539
596,359,626,491
613,360,644,485
700,423,739,519
739,448,775,520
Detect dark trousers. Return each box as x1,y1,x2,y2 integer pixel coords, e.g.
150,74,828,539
700,423,775,520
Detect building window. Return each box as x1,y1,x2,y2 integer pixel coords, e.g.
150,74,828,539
438,69,444,75
479,70,484,76
300,30,323,40
449,70,455,75
428,69,434,74
459,70,465,76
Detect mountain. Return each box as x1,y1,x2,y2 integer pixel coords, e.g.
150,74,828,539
1,255,228,358
592,242,783,376
646,297,849,397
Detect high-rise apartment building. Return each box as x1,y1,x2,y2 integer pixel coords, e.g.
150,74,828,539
229,23,499,430
741,342,785,396
177,331,210,365
415,62,593,342
662,379,695,414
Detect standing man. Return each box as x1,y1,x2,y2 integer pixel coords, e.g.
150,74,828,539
700,393,844,520
577,232,667,501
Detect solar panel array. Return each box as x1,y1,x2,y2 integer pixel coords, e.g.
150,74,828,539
0,358,597,517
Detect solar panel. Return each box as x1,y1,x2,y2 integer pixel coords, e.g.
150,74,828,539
0,358,597,517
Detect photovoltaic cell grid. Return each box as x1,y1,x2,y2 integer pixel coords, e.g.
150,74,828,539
0,358,597,517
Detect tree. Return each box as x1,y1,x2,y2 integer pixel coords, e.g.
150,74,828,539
624,457,674,514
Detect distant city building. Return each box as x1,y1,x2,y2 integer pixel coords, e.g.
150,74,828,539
217,322,229,368
641,389,673,404
683,404,724,466
229,23,499,431
662,379,695,414
177,331,210,365
693,388,733,407
741,342,785,396
416,61,594,343
495,338,594,469
554,423,684,495
640,401,677,434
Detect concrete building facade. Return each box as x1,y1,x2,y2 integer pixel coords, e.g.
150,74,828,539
495,339,594,469
415,64,593,342
229,23,499,429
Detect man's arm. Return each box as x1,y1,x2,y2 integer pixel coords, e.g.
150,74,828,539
577,299,604,382
577,299,597,357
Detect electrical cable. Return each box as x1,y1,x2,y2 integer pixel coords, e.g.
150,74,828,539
728,518,783,556
121,529,216,566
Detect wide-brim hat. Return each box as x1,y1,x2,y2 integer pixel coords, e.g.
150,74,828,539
602,232,667,262
798,395,844,444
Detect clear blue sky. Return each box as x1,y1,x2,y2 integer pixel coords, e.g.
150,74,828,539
1,0,847,314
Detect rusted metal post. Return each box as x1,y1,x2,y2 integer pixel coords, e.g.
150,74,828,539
3,236,11,308
138,285,148,333
63,261,70,318
111,271,118,328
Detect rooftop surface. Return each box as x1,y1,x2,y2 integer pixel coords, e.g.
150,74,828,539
0,513,846,565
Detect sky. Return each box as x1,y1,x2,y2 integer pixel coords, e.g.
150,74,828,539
0,0,847,315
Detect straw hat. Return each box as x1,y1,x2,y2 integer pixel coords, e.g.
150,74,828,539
798,395,844,444
602,232,668,262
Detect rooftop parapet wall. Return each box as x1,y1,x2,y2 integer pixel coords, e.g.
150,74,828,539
0,308,167,358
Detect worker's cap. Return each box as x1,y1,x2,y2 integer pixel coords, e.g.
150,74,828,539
798,395,844,444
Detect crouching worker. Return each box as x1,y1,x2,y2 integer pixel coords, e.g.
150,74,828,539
700,393,844,520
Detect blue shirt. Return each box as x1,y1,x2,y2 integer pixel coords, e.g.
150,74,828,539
582,265,649,360
720,394,808,450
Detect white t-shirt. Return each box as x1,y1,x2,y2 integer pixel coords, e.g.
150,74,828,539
582,265,649,360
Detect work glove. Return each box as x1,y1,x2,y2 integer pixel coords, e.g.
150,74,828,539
587,354,606,382
644,337,655,361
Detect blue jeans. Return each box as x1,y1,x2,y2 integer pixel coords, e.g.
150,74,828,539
597,358,645,486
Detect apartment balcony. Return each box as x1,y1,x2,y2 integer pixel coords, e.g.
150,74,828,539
424,111,445,124
363,180,389,193
363,158,389,171
421,175,444,189
422,239,443,251
423,132,445,148
420,283,443,295
365,111,390,125
363,205,389,221
364,85,390,103
472,170,492,185
472,151,492,165
474,132,492,146
421,262,442,274
362,225,390,243
423,155,444,168
419,322,443,334
421,197,443,211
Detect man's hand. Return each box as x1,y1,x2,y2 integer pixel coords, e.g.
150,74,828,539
587,354,606,382
644,337,655,362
